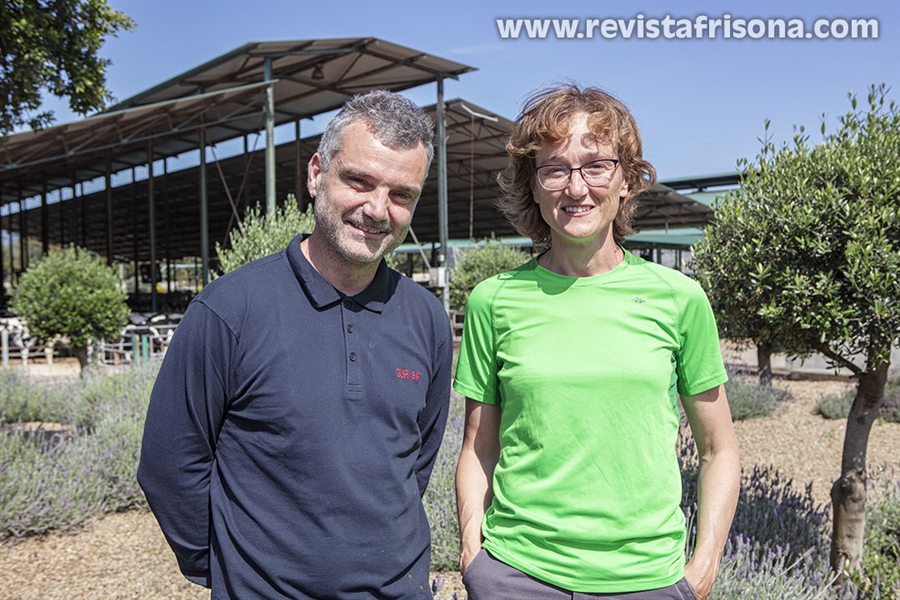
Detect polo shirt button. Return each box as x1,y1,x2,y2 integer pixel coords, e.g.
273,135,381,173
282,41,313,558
346,324,353,333
349,352,357,361
343,300,352,309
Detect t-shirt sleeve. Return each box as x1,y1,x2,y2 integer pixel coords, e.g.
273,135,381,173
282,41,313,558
675,279,728,397
453,279,500,405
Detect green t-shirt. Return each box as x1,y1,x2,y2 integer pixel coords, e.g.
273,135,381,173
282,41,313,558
453,251,727,593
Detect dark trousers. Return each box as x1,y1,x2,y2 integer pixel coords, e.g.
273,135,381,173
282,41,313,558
463,549,698,600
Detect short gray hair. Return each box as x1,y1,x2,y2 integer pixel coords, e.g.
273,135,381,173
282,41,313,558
316,90,435,174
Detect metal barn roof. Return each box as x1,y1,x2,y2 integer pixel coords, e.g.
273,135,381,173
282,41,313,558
1,37,476,206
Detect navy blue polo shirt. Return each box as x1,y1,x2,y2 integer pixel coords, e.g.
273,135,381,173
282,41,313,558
138,234,453,599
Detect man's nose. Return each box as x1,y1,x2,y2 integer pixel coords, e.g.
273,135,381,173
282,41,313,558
363,188,390,221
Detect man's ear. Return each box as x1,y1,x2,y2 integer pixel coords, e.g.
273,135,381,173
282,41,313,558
307,153,323,198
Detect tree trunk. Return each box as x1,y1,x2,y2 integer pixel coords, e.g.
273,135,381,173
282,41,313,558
756,342,773,387
830,360,890,581
74,345,90,376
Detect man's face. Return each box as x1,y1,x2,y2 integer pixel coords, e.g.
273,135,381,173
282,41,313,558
307,120,428,267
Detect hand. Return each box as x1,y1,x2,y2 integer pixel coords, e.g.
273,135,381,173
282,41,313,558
683,558,713,600
459,544,481,574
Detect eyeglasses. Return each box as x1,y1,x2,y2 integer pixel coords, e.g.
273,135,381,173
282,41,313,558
534,159,620,191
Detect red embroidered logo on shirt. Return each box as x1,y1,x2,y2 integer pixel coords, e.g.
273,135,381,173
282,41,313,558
396,368,421,381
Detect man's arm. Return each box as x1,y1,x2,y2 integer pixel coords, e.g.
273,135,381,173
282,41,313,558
137,301,233,587
681,384,741,600
455,398,501,573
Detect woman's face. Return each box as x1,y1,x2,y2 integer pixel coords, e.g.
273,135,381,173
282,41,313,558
532,113,629,250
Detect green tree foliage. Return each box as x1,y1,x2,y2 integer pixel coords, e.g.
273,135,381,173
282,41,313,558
691,84,900,581
216,197,316,275
449,238,531,311
0,0,135,137
10,246,130,372
692,202,783,386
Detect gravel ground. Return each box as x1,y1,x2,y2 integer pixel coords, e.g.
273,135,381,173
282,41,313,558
2,378,899,600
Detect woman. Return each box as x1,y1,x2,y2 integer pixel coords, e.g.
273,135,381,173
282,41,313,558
454,84,740,600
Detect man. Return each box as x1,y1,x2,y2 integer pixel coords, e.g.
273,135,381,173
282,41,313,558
138,90,453,599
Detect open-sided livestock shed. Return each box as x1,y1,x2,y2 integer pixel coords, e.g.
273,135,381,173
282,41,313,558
0,37,714,312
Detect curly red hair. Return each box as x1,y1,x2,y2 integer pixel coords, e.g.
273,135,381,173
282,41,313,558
497,84,657,246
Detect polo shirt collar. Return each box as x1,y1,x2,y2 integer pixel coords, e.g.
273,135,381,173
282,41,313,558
286,234,388,313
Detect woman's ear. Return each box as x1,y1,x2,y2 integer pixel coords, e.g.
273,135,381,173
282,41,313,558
619,177,630,199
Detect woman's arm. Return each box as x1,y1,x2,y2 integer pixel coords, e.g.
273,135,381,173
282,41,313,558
681,384,741,600
455,398,502,573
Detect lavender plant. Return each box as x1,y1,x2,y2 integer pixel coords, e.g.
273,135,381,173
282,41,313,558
3,361,897,600
725,372,791,421
423,391,466,571
680,435,837,599
816,388,855,420
712,536,837,600
0,363,156,540
0,369,74,424
850,466,900,599
816,375,900,424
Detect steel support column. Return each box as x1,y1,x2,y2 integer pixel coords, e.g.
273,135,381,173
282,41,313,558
243,135,250,212
164,160,172,294
132,168,139,294
264,57,276,215
200,127,210,287
41,182,48,255
19,192,27,271
0,194,5,303
106,151,114,265
295,120,304,208
436,78,450,313
60,182,67,247
148,140,158,313
80,182,87,248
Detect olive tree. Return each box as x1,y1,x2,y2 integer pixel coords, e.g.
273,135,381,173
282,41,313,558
216,197,316,275
692,220,781,386
10,246,130,373
0,0,134,137
216,196,410,276
692,84,900,581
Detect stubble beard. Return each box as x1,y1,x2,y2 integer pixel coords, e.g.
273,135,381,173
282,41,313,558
312,182,408,268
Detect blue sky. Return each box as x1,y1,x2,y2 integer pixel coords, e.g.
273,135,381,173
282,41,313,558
39,0,900,181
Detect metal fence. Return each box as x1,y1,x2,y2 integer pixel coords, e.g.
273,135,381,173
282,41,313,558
0,314,182,369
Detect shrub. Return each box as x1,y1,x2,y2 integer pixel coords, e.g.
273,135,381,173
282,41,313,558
423,391,465,571
0,370,69,423
712,536,836,600
816,374,900,424
680,436,831,571
816,388,854,420
9,246,130,373
725,373,791,420
448,238,530,311
216,197,403,275
0,363,156,540
216,196,316,275
680,435,842,599
5,362,900,600
851,466,900,599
